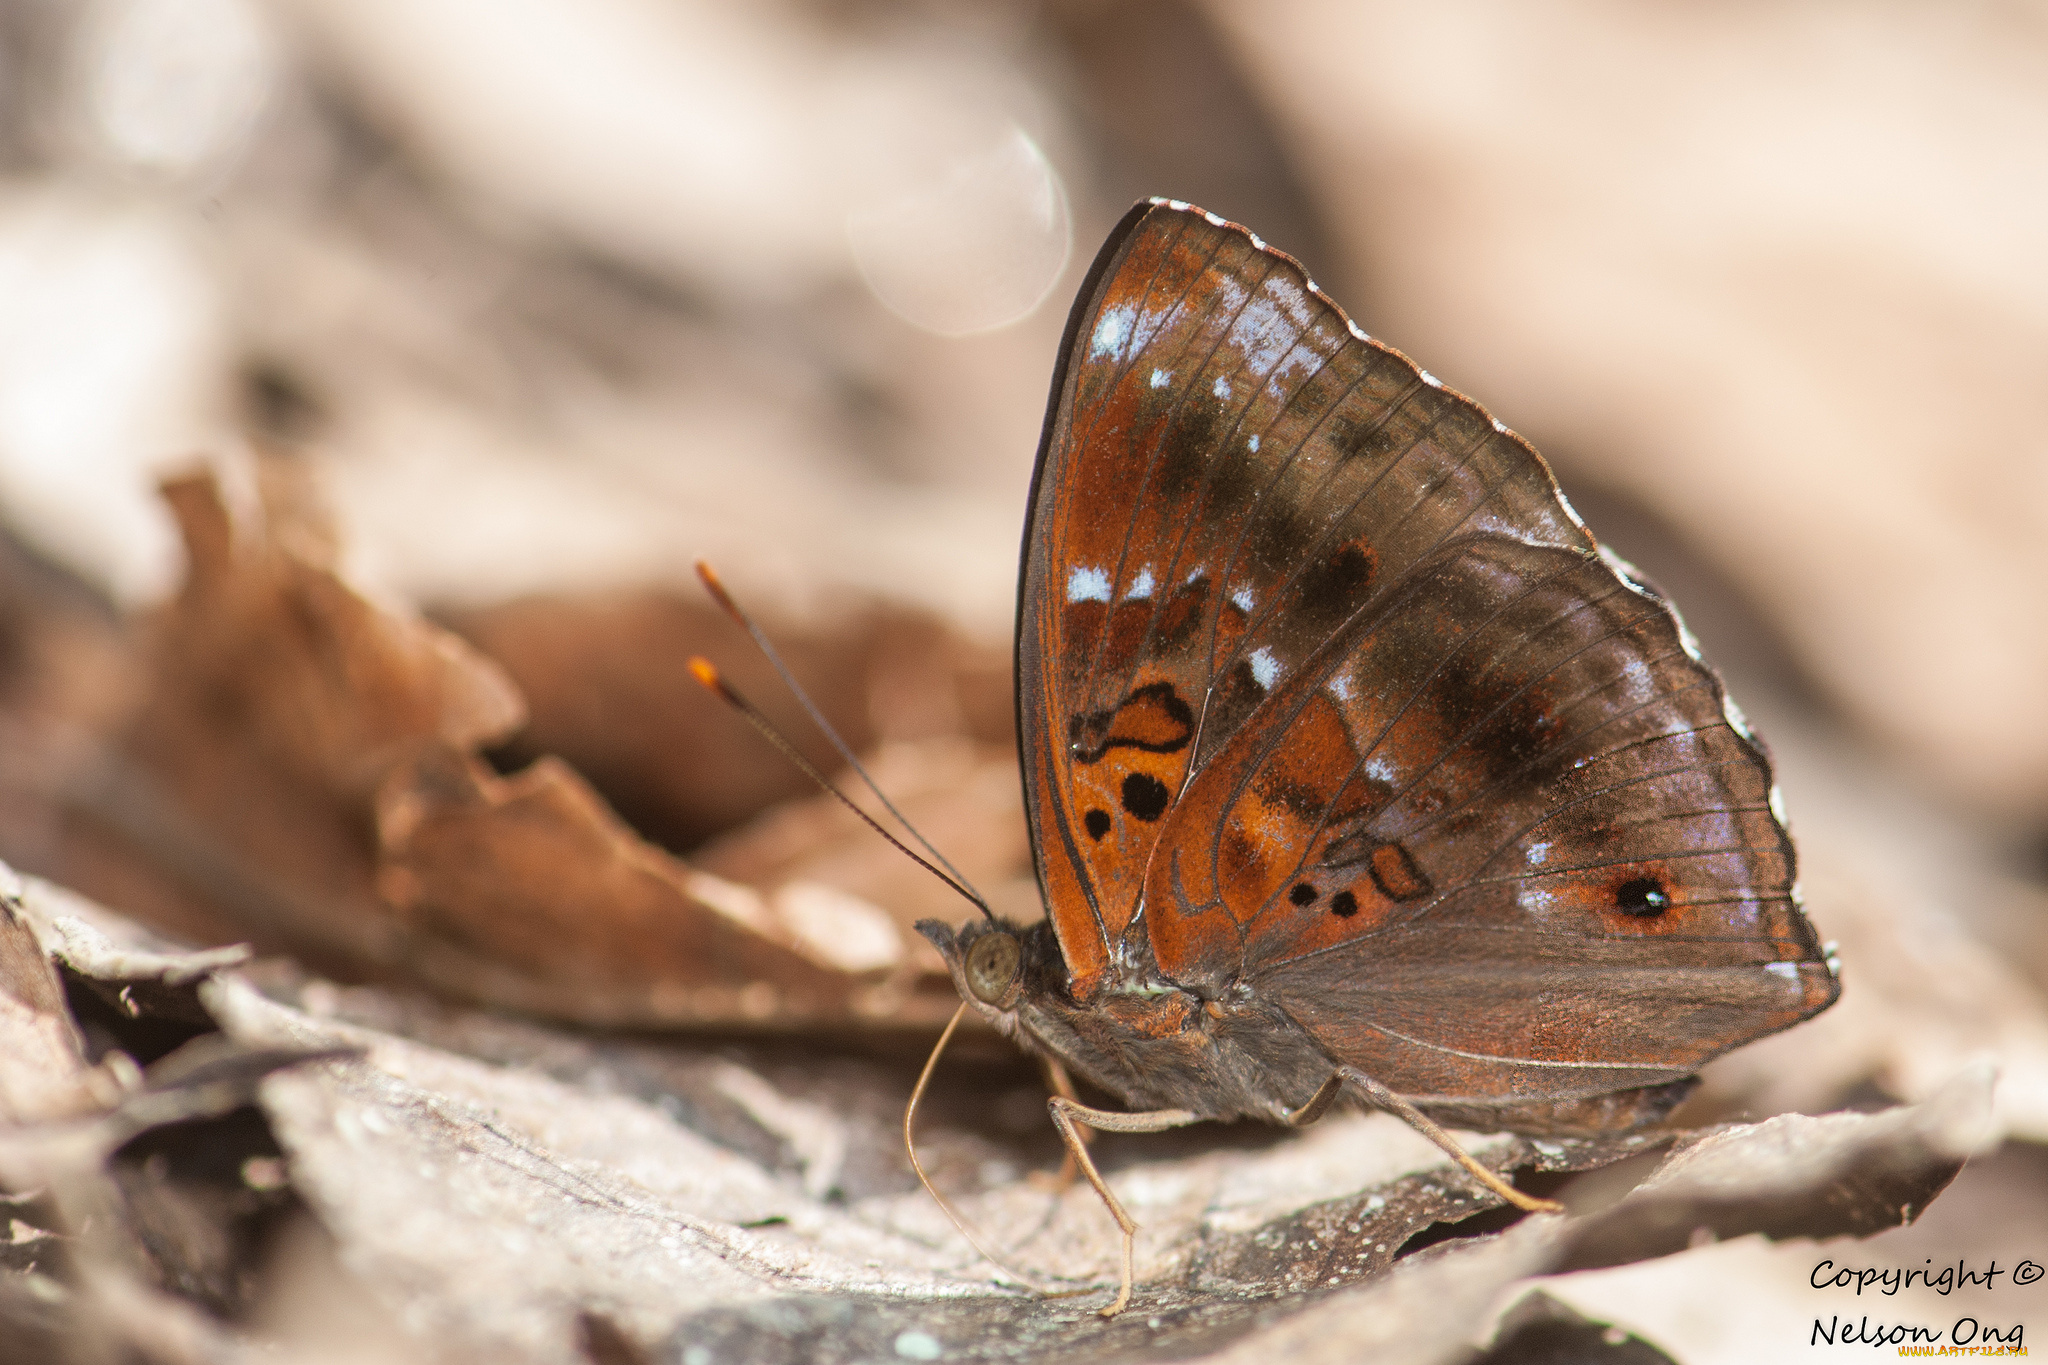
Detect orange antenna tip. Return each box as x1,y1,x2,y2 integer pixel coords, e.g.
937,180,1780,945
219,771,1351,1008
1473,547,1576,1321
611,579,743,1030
694,560,740,619
686,656,722,690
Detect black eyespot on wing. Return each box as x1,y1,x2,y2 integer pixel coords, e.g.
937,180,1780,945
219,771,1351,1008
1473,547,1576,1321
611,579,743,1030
1120,772,1171,822
1288,882,1317,906
1615,877,1671,917
1084,809,1111,840
1330,890,1358,918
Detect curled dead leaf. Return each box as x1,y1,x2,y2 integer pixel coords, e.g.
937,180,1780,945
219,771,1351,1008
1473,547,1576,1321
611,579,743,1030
371,742,915,1026
50,468,985,1029
153,468,525,800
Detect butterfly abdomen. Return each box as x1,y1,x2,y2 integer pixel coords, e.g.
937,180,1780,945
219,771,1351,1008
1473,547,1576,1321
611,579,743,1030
1021,981,1350,1123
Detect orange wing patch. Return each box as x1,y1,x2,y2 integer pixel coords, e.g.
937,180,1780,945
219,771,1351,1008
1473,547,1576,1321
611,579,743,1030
1367,843,1432,903
1070,681,1194,760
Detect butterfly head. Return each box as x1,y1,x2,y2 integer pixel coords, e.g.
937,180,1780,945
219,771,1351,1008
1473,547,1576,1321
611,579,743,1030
916,917,1064,1031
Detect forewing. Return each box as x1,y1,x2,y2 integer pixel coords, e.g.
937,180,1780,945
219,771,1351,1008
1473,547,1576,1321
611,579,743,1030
1023,201,1589,996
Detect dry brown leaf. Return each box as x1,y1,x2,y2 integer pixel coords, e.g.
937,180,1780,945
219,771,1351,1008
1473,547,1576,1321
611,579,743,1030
152,466,525,801
51,464,529,966
372,742,953,1026
45,467,997,1029
0,867,90,1123
441,589,1013,853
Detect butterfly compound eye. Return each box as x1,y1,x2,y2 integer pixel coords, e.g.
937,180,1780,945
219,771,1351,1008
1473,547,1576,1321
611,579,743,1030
965,931,1021,1005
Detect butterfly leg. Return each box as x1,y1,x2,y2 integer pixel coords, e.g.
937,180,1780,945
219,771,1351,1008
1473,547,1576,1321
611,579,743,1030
1030,1058,1090,1191
1281,1072,1345,1127
1338,1067,1565,1215
1046,1096,1200,1318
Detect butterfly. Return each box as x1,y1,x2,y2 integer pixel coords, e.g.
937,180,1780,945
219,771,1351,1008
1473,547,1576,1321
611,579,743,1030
914,199,1840,1314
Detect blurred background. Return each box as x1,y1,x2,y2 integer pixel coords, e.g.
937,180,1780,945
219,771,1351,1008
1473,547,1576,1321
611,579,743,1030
1,0,2046,1052
0,0,2043,812
0,0,2046,1351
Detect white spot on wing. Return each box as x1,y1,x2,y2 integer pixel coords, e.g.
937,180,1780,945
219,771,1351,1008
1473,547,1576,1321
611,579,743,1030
1232,290,1292,373
1491,417,1508,433
1126,566,1156,600
1213,374,1232,400
1768,785,1789,825
1247,433,1260,452
1248,647,1279,691
1525,841,1550,866
1230,585,1254,612
1066,566,1111,603
1167,198,1190,211
1185,565,1205,584
1204,210,1226,226
1248,231,1267,250
1619,656,1653,700
1150,368,1173,389
1420,370,1443,388
1328,673,1353,701
1347,320,1373,342
1091,305,1134,359
1763,962,1799,981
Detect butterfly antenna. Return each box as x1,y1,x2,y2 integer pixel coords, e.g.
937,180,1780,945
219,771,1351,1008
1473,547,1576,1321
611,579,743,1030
687,657,993,920
694,561,987,906
905,1005,1075,1296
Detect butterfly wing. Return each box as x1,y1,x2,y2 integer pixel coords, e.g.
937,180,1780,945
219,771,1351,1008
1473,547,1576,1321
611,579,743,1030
1020,200,1308,996
1145,531,1837,1104
1022,200,1836,1093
